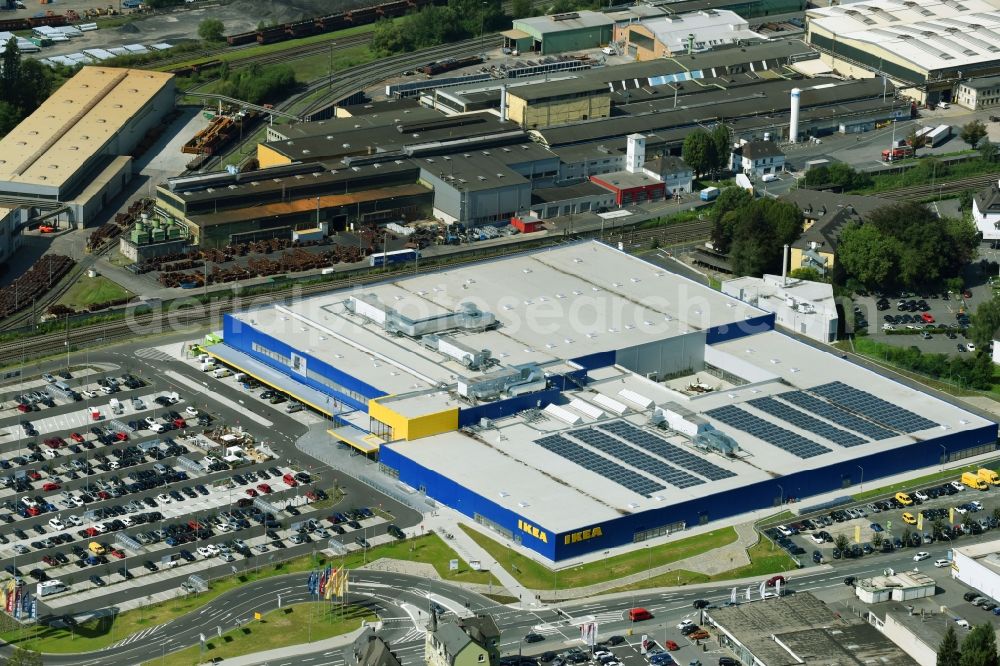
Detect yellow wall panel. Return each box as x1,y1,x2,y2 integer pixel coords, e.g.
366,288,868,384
257,144,293,169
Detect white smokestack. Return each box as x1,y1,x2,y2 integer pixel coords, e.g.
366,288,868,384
626,133,646,173
499,85,508,122
782,243,789,285
789,88,801,144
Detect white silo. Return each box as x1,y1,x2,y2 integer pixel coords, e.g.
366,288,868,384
789,88,801,143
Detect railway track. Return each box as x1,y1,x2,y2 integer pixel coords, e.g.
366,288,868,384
608,219,713,248
877,172,1000,200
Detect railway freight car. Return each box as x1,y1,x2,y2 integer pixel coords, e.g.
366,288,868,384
235,0,445,48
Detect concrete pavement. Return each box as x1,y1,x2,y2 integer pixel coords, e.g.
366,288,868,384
197,626,366,666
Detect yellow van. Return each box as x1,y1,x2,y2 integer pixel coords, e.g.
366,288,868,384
902,512,917,525
962,471,988,490
895,492,913,506
977,468,1000,486
88,541,106,556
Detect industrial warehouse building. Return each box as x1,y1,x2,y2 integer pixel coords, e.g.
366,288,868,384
505,11,614,55
620,9,766,60
805,0,1000,105
0,66,174,226
206,242,996,562
950,539,1000,602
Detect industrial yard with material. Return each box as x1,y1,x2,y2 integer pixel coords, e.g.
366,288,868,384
207,241,997,563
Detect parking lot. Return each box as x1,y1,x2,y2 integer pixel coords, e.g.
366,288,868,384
851,260,999,356
518,626,730,666
0,360,407,610
763,467,1000,567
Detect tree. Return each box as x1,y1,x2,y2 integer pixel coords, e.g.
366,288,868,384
0,37,20,106
961,120,989,149
962,513,975,534
710,124,732,174
511,0,532,17
971,296,1000,351
938,625,962,666
838,222,898,287
3,648,43,666
900,527,912,548
907,127,928,153
682,130,717,177
834,534,850,555
870,531,884,549
981,139,998,164
198,18,225,42
789,267,826,282
959,624,999,666
932,518,947,538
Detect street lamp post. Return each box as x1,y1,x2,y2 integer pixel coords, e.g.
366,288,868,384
856,465,864,491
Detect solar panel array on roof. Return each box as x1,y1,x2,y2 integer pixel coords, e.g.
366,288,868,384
778,391,896,441
810,381,938,432
535,434,664,497
597,420,736,481
569,428,704,489
704,405,832,458
747,396,867,448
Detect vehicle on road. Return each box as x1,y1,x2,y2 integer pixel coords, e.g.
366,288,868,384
629,608,653,622
914,551,930,561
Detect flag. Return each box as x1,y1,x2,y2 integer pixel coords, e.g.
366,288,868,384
318,570,327,597
775,578,782,598
29,595,36,620
325,569,337,600
5,580,15,613
13,588,20,620
199,633,206,645
730,587,737,604
336,569,348,598
307,572,317,595
758,581,766,599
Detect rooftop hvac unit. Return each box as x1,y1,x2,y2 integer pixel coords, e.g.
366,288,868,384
592,393,628,415
543,404,583,426
569,398,604,420
618,389,654,409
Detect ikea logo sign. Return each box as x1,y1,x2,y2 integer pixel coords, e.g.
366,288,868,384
518,519,548,543
564,526,603,545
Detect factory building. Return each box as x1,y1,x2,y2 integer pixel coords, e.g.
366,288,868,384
722,274,838,343
646,0,807,21
208,241,996,562
506,11,614,55
503,79,612,129
0,67,174,226
805,0,1000,105
621,9,766,60
955,75,1000,110
0,207,23,269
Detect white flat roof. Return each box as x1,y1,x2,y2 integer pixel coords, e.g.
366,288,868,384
807,0,1000,74
231,242,766,398
385,329,993,533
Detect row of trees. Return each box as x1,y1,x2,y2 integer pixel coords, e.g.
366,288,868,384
681,125,732,177
837,202,978,291
0,39,55,138
709,187,805,276
370,0,504,55
859,338,994,389
938,622,998,666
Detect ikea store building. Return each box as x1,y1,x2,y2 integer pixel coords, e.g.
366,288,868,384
209,242,997,562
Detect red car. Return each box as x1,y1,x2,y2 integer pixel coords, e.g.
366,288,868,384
256,483,272,494
42,482,61,491
25,506,39,516
245,489,258,497
921,313,935,323
305,490,318,501
41,555,57,566
96,491,110,500
172,418,186,428
665,641,679,651
44,438,63,449
85,527,99,537
38,225,55,233
110,549,125,560
16,403,30,413
114,432,128,441
26,470,41,480
70,432,84,443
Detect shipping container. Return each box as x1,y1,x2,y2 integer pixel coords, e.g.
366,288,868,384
369,248,418,267
699,187,719,201
927,124,952,147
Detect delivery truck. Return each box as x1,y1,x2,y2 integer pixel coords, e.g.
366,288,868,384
978,468,1000,486
962,471,988,490
699,187,720,201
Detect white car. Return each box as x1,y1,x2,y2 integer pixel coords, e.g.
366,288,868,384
196,546,213,558
253,544,269,553
676,619,694,630
69,497,84,508
93,523,108,534
218,552,235,562
967,343,976,352
914,491,929,502
156,493,172,504
185,406,199,417
121,517,133,527
66,515,82,526
955,506,969,515
205,544,220,555
81,390,97,399
935,559,951,568
48,518,64,530
810,534,825,545
144,416,158,427
913,551,930,562
970,501,984,511
777,525,793,537
951,481,966,492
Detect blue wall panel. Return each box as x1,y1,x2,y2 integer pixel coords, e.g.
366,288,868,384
705,313,775,345
222,314,386,412
380,445,557,560
385,421,997,561
570,351,616,371
458,387,564,427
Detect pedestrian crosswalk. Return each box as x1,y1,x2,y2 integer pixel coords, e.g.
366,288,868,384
109,624,162,648
134,347,173,361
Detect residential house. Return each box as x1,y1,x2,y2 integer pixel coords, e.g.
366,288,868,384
973,179,1000,242
731,140,785,178
644,156,694,195
425,613,500,666
347,627,403,666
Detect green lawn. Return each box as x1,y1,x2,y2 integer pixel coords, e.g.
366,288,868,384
56,276,132,310
0,533,483,653
142,603,373,666
157,24,378,71
601,539,798,593
852,461,1000,501
459,524,738,590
